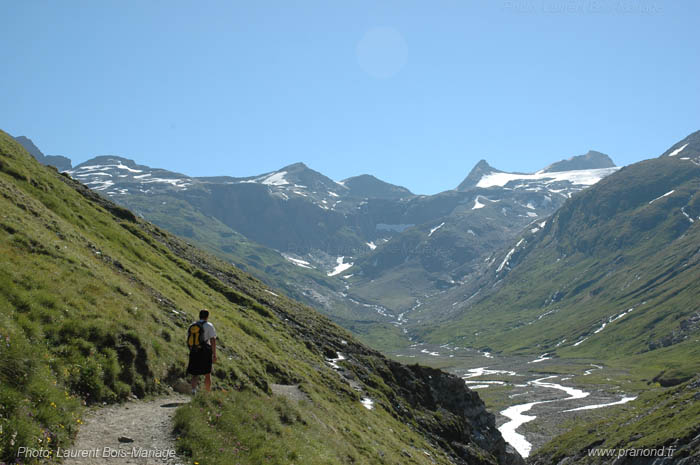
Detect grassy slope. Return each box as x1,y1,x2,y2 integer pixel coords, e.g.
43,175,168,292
0,131,516,465
103,191,408,352
422,158,700,380
417,157,700,460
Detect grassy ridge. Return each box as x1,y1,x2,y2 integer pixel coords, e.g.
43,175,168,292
0,131,516,465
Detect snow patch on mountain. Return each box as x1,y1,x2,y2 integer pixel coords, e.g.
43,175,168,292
476,167,619,189
328,256,353,276
429,222,445,237
260,171,289,186
283,254,314,269
649,190,675,204
668,143,688,157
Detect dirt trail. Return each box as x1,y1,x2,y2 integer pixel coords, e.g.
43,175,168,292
62,394,189,465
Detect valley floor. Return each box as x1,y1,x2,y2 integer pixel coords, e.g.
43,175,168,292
390,344,640,459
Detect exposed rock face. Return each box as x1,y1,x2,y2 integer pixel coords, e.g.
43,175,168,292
381,363,524,465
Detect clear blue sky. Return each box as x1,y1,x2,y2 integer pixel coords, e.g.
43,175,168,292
2,1,698,194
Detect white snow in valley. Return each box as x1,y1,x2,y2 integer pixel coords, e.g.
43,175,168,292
499,376,589,457
366,241,377,250
328,256,353,276
283,255,314,269
583,364,603,376
477,167,619,189
420,349,440,356
473,196,486,210
496,247,517,273
649,190,675,204
668,143,689,157
463,367,517,379
429,222,445,237
360,397,375,410
563,396,637,412
529,354,552,363
593,308,635,335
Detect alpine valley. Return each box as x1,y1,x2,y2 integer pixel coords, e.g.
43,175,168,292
10,130,700,464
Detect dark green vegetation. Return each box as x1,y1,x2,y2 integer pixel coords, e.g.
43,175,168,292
0,131,522,464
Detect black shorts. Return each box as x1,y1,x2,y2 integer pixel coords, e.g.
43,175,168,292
187,346,213,375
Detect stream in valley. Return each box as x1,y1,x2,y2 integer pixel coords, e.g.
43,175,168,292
391,343,637,458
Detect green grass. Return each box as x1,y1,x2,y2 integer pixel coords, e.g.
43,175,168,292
174,389,450,465
0,130,509,464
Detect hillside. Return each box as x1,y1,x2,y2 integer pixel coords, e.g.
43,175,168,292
416,131,700,462
0,130,523,464
420,140,700,369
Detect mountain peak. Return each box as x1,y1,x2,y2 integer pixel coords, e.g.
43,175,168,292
341,174,414,199
456,159,501,191
13,135,72,171
280,162,309,172
542,150,615,173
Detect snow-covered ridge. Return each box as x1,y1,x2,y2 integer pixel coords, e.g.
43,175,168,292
476,167,619,189
68,158,192,193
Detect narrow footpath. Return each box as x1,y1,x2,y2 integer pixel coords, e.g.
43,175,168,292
62,394,189,465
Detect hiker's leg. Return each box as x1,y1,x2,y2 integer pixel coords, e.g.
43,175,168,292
204,373,211,392
191,375,199,389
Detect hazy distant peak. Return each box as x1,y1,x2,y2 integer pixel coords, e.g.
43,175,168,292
456,159,502,191
13,135,72,171
542,150,615,173
341,174,414,199
14,136,43,159
279,162,309,172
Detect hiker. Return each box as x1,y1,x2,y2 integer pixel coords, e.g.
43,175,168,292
186,309,217,393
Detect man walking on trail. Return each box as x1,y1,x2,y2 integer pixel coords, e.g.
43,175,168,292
187,309,217,393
